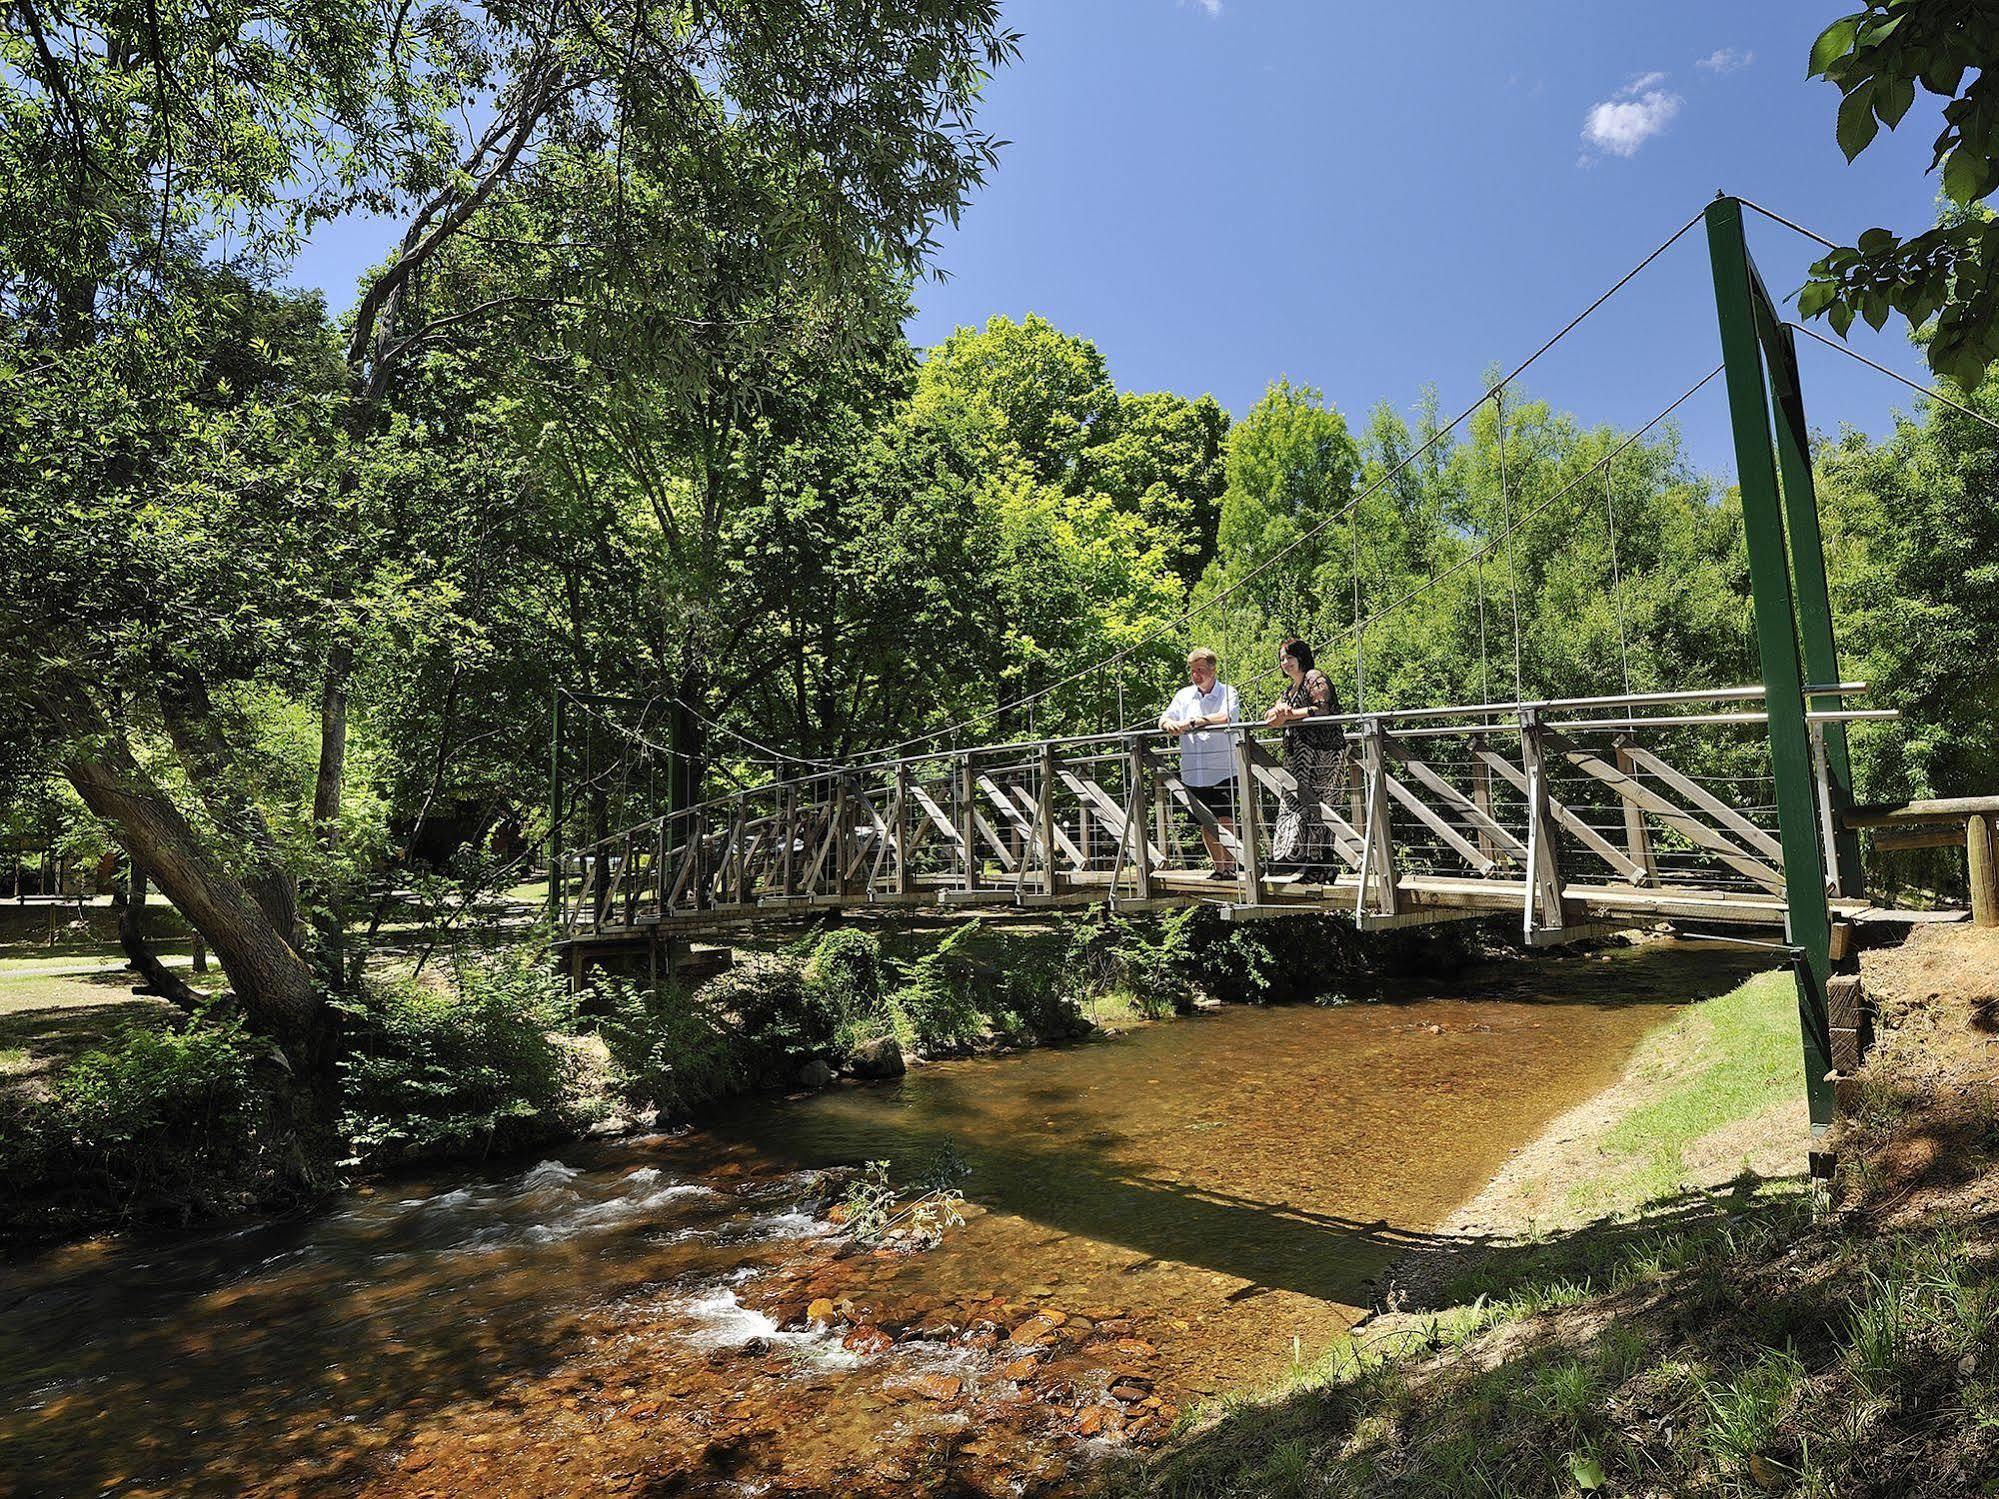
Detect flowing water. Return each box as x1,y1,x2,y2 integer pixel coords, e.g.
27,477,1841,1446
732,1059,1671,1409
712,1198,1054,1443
0,942,1766,1498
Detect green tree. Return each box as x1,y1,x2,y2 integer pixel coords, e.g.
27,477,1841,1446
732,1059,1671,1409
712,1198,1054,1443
1802,1,1999,387
1,0,1019,1071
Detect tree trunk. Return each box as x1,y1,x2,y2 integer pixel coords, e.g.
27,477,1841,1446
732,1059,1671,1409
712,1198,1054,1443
48,687,325,1064
157,673,300,942
308,636,354,980
118,858,203,1012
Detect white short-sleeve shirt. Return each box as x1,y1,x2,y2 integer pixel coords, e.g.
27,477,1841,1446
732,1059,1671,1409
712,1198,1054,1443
1163,680,1241,787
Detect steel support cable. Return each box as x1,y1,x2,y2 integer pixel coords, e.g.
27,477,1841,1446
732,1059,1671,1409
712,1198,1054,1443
1495,386,1525,702
1352,365,1724,637
827,206,1711,769
1785,319,1999,436
1726,200,1999,437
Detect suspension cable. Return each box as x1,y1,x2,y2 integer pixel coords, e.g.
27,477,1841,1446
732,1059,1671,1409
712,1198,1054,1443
1495,385,1525,701
1354,364,1723,635
1785,320,1999,436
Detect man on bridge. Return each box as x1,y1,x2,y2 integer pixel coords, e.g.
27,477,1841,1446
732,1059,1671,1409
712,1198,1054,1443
1159,647,1242,879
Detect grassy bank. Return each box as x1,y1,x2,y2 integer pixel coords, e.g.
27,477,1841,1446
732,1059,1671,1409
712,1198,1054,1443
1101,926,1999,1498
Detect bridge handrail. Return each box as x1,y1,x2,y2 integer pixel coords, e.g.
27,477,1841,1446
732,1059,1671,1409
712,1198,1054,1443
556,683,1880,863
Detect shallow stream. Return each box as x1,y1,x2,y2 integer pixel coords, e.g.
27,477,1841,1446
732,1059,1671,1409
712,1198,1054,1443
0,942,1765,1497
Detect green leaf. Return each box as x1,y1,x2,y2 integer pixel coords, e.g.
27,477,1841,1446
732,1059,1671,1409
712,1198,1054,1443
1858,226,1896,254
1810,16,1860,75
1797,279,1837,319
1828,300,1858,338
1569,1453,1606,1490
1944,146,1986,205
1838,87,1881,158
1875,74,1916,128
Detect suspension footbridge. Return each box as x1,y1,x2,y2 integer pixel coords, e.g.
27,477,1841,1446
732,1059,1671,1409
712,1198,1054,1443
549,197,1994,1133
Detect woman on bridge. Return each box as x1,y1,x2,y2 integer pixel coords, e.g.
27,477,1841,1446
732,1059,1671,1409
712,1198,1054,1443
1265,637,1345,882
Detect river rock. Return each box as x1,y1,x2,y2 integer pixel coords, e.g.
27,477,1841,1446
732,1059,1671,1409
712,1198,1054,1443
842,1326,893,1355
846,1037,905,1078
905,1373,962,1402
1009,1315,1062,1346
997,1355,1042,1383
797,1058,836,1088
805,1298,838,1324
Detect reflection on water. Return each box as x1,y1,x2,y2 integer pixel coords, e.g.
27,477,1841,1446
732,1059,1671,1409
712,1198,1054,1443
0,942,1768,1497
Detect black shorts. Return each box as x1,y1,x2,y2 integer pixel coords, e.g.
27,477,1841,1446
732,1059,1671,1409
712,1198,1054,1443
1185,781,1236,818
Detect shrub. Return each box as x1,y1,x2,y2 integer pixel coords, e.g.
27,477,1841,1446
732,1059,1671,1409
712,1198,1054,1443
599,976,744,1114
804,928,892,1052
338,948,577,1166
886,921,995,1052
0,1013,280,1238
1070,908,1202,1018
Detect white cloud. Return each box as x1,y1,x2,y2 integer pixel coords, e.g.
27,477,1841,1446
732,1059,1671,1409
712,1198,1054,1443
1184,0,1222,14
1696,47,1753,74
1580,73,1683,160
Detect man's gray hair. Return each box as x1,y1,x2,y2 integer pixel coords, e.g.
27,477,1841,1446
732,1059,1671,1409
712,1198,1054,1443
1186,646,1219,668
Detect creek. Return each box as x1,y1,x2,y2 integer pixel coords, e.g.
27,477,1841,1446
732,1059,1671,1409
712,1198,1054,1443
0,941,1766,1497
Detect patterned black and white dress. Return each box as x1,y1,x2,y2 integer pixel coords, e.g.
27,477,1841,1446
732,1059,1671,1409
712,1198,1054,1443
1271,669,1346,869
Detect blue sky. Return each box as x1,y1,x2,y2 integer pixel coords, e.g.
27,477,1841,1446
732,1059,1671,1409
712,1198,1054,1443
895,0,1948,477
290,1,1949,478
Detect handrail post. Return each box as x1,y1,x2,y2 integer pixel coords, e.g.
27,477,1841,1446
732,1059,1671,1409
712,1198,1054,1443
781,785,798,898
1519,710,1566,941
1128,736,1154,901
1358,719,1399,918
1039,741,1062,898
959,753,978,893
892,763,911,898
1470,732,1497,866
1232,728,1264,903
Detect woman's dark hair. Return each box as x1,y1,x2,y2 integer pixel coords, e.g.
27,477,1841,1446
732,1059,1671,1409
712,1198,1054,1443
1279,636,1315,673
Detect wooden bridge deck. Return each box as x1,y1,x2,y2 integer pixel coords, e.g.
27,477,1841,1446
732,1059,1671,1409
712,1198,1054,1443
554,685,1887,949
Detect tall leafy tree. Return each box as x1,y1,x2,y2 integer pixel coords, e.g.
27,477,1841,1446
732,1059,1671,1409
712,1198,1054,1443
1802,1,1999,387
1,0,1018,1068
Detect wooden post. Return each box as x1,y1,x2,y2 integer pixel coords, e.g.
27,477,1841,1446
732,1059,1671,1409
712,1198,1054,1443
1971,813,1999,928
1614,735,1656,887
893,764,911,897
781,786,798,898
1357,721,1398,917
1127,739,1154,900
1232,729,1264,902
1470,734,1497,865
1518,713,1567,941
959,754,979,893
1038,742,1061,897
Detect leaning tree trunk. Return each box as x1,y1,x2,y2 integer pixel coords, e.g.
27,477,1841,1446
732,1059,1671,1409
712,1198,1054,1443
118,858,203,1012
48,688,326,1068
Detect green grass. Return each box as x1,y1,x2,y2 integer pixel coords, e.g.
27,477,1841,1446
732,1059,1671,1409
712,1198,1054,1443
1566,970,1802,1216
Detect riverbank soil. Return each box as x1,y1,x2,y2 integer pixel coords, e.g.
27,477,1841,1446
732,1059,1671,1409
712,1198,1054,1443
1104,922,1999,1498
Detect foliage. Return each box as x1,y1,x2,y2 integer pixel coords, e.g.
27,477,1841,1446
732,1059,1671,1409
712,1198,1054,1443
0,1013,284,1237
1803,1,1999,387
1070,907,1205,1019
597,976,744,1116
803,927,892,1054
337,950,577,1165
837,1156,967,1250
